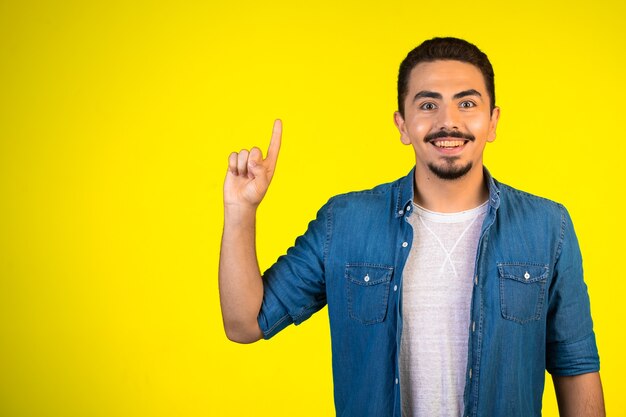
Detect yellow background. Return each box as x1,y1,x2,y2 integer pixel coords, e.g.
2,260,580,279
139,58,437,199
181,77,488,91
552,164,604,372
1,0,624,415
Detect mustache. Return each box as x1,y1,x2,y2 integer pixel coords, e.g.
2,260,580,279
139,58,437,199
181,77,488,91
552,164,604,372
424,130,475,143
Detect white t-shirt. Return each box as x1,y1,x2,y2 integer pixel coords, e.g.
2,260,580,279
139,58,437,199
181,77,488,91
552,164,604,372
399,201,488,417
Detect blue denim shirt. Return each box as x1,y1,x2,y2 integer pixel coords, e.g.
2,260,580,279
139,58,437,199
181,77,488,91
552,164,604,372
257,167,599,417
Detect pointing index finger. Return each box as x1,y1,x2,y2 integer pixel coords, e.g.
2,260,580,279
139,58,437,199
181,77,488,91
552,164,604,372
265,119,282,169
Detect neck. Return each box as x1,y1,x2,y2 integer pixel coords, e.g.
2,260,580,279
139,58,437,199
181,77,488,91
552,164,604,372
413,165,489,213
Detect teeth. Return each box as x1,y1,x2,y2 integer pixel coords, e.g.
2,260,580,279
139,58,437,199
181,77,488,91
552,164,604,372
434,140,464,148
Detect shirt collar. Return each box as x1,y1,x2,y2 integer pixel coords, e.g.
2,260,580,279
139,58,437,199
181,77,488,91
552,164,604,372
484,167,501,210
394,167,416,218
394,166,501,219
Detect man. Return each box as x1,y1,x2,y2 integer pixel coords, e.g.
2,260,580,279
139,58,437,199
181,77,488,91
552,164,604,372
219,37,604,416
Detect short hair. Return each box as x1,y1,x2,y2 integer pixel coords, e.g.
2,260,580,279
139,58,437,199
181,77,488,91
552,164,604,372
397,37,496,117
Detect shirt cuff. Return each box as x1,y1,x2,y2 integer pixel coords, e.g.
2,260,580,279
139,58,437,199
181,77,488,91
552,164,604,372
257,282,294,340
546,332,600,376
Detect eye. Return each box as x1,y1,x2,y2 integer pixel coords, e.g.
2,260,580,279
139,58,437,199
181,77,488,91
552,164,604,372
459,100,476,109
420,102,437,111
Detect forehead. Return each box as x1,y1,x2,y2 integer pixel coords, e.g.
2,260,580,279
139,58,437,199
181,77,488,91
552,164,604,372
407,60,487,95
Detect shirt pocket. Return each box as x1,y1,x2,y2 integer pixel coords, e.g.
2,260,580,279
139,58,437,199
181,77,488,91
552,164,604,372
345,263,394,325
498,262,549,324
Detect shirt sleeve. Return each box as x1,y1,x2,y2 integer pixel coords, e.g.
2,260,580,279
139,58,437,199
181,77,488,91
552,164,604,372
256,199,331,339
545,205,600,376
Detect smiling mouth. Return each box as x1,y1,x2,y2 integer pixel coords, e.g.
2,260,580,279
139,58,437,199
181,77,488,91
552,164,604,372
431,139,469,148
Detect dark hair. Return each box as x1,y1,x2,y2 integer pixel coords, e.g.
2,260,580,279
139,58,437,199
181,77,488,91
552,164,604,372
397,37,495,116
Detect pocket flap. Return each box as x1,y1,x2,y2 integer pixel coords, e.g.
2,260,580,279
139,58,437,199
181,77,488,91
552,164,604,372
498,263,549,283
345,263,393,286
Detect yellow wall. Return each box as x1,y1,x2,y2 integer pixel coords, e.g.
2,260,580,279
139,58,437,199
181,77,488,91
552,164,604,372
1,1,623,415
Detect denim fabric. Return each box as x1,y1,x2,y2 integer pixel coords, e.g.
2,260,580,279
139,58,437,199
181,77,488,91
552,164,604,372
257,167,599,417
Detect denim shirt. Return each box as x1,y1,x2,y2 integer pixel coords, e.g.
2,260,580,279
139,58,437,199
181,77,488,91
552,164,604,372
257,167,599,417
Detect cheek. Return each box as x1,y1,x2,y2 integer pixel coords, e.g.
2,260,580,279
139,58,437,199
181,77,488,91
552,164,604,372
409,116,434,137
465,115,492,136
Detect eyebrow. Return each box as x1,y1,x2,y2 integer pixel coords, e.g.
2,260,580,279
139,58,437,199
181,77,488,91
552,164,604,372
412,91,442,101
453,89,482,100
412,89,483,102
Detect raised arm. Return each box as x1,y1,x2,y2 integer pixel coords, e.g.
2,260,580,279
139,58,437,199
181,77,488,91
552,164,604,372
553,372,605,417
219,120,282,343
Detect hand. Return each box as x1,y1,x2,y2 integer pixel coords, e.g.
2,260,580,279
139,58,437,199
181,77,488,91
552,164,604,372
224,119,282,209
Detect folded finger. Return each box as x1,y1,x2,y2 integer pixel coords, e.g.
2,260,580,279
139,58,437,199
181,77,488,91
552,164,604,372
237,149,249,176
228,152,238,174
249,147,263,165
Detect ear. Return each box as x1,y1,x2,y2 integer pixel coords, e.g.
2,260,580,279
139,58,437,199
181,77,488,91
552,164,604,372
487,106,500,143
394,111,411,145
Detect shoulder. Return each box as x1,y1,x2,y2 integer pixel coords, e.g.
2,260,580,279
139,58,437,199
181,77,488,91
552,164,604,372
495,180,571,228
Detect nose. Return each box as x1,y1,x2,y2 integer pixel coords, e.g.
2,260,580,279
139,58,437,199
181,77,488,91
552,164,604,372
437,104,460,131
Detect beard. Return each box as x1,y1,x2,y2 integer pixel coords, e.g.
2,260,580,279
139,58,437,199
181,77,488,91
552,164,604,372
427,157,473,180
423,129,475,180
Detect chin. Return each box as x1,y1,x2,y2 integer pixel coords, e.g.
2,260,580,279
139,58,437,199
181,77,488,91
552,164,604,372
428,161,473,180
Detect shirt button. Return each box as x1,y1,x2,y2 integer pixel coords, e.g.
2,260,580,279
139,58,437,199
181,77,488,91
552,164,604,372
474,275,478,285
472,321,475,332
524,271,530,280
469,368,473,379
364,274,370,282
406,205,411,211
402,242,408,248
398,210,404,215
395,378,399,384
393,285,398,291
